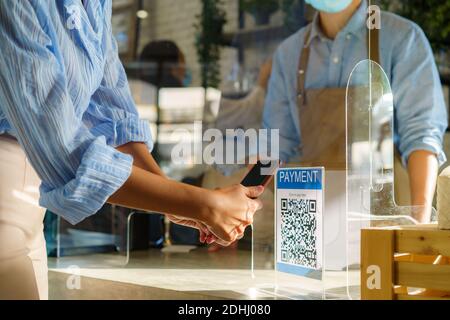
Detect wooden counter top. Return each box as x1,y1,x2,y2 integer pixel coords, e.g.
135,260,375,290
48,247,355,300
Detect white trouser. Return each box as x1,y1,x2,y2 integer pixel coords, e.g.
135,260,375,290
0,136,47,300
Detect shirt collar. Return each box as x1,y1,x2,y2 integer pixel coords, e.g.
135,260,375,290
305,0,368,47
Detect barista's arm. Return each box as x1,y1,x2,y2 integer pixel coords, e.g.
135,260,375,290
392,24,447,223
407,150,439,222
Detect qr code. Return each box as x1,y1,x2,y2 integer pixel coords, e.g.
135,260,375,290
280,198,317,269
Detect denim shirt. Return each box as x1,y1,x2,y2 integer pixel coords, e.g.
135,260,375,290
0,0,152,224
263,0,447,166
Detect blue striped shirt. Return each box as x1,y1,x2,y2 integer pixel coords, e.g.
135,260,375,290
0,0,152,224
263,0,447,166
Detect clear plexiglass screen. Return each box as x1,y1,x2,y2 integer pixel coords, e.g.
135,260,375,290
346,59,437,299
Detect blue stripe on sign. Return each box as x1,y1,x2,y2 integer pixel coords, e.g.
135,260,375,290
276,263,321,280
276,168,323,190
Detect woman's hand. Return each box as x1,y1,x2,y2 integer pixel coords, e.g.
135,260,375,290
166,214,216,244
202,185,264,243
167,214,244,246
108,162,263,244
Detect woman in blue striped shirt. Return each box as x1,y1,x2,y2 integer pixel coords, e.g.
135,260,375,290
0,1,263,299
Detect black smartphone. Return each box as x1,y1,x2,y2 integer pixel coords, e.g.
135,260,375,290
241,160,280,187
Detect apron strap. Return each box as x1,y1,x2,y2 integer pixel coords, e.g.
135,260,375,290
297,11,381,103
367,25,380,64
297,25,311,106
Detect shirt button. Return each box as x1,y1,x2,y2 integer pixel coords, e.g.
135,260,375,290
333,57,340,64
346,34,352,40
298,69,305,75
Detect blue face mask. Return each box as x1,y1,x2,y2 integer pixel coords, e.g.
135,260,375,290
305,0,353,13
182,69,193,87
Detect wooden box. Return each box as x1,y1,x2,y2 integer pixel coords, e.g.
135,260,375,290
361,224,450,300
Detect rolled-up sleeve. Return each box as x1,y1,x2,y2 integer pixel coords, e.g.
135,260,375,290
83,15,153,150
263,48,300,163
392,23,448,167
0,2,133,224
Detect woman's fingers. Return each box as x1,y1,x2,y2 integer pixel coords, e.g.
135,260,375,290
244,185,265,199
203,223,243,246
241,198,263,225
197,222,210,234
199,223,213,243
235,225,245,236
167,215,213,244
251,198,263,211
210,226,236,243
205,184,264,243
166,213,244,247
229,228,241,243
200,231,207,243
206,234,217,244
222,225,246,244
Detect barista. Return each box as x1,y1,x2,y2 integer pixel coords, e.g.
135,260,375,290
263,0,447,222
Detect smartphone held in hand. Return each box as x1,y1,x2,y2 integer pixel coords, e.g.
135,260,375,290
241,160,280,188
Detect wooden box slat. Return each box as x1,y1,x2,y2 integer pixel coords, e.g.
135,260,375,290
395,229,450,256
396,294,450,300
395,262,450,291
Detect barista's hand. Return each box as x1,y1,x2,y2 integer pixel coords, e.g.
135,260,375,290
203,185,264,243
411,205,433,224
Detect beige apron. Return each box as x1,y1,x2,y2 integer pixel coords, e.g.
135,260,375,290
296,51,346,169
